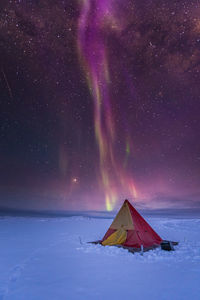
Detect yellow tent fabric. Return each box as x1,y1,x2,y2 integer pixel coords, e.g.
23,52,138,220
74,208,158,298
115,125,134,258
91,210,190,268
102,227,127,246
110,201,134,230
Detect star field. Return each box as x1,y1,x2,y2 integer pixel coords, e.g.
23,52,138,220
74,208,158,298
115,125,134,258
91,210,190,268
1,0,200,210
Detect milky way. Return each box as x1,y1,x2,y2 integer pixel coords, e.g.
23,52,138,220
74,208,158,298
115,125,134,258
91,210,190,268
1,0,200,210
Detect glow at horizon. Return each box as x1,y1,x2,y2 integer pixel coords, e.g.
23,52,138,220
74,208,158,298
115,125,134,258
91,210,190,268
78,0,137,211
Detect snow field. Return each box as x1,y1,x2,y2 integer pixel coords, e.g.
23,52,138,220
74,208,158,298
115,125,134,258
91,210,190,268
0,215,200,300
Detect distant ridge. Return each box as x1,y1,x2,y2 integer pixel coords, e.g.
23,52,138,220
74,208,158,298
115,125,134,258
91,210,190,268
0,207,200,219
0,207,115,219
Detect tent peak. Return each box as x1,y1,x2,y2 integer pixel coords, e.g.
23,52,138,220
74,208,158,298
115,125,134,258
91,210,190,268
124,199,131,205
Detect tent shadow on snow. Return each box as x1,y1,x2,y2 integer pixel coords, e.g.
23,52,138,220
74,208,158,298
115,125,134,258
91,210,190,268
90,199,178,253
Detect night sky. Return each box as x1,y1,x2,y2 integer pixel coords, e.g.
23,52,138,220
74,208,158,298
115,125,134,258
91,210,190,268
1,0,200,211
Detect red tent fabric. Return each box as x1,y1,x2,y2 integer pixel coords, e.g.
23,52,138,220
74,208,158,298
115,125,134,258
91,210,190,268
101,199,162,249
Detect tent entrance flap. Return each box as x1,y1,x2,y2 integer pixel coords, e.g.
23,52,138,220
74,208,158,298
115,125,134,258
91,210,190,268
102,228,127,246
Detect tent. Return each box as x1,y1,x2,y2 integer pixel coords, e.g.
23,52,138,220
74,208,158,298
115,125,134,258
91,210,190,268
101,199,163,251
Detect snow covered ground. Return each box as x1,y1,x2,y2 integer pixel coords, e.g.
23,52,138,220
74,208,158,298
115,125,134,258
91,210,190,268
0,213,200,300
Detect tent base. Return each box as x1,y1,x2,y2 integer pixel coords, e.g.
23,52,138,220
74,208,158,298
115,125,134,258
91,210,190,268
89,240,178,253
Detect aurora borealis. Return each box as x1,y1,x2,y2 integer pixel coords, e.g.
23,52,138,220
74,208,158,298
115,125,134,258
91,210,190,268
78,0,137,210
1,0,200,211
